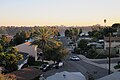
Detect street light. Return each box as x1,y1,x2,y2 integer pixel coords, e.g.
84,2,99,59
104,19,111,74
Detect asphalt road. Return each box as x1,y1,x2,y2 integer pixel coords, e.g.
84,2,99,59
42,36,109,79
92,58,120,64
43,53,109,79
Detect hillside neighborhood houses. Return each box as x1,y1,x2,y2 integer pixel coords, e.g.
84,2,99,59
104,37,120,54
15,30,120,80
0,25,120,80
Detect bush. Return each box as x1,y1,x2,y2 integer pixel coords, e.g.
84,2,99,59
84,49,119,59
85,49,98,59
21,63,29,69
0,74,16,80
4,64,18,73
74,48,81,54
28,61,47,66
28,56,48,66
114,65,120,69
28,56,35,63
117,61,120,65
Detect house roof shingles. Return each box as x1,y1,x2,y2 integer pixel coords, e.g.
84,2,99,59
7,67,41,80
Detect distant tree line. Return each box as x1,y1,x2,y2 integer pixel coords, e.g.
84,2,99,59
88,23,120,41
0,26,33,35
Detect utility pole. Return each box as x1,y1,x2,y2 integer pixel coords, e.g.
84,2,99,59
108,32,111,74
104,19,111,74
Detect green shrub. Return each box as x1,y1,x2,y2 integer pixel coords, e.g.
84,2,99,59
114,65,120,69
28,56,48,66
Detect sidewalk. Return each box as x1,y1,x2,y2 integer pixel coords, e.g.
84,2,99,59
77,55,118,72
88,57,120,62
98,63,119,72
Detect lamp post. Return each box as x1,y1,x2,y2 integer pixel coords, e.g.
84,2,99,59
104,19,111,74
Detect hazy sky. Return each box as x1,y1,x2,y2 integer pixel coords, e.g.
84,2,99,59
0,0,120,26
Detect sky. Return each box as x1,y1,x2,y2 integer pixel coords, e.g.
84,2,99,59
0,0,120,26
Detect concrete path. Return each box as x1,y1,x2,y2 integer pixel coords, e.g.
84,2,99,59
77,54,120,72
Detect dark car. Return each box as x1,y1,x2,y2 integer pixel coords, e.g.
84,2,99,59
40,64,48,70
40,64,52,72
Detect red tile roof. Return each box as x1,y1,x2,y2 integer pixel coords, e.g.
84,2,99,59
24,42,31,45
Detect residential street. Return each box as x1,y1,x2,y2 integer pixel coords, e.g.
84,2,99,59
43,50,109,79
91,58,120,64
42,36,109,79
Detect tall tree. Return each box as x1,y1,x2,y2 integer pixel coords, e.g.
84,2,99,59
79,28,82,36
65,28,82,42
78,39,88,53
93,32,102,40
0,47,23,72
32,27,58,61
0,44,3,52
44,43,68,63
65,29,71,37
112,23,120,29
13,31,30,45
71,28,79,42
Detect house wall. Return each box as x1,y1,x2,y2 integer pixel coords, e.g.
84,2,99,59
15,44,38,61
115,47,120,56
104,42,120,50
18,57,28,70
104,47,116,55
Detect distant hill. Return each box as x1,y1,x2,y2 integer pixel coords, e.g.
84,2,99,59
0,26,92,36
0,26,32,35
57,26,92,35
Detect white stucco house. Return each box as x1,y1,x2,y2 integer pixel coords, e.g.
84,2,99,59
104,37,120,54
104,37,120,50
15,42,42,61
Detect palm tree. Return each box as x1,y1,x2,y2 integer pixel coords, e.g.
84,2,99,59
70,28,79,43
32,27,59,62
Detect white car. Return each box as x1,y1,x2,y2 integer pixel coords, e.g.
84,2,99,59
70,56,80,61
58,62,64,67
53,62,64,69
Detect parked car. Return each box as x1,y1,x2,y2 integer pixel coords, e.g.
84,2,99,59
70,56,80,61
40,64,52,72
52,61,64,69
40,64,47,70
57,61,64,67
